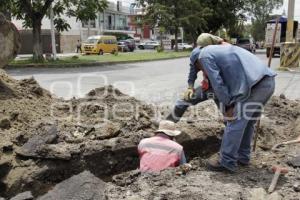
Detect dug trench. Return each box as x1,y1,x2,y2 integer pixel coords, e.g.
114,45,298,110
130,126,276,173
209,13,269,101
1,70,300,199
0,70,224,198
1,127,222,198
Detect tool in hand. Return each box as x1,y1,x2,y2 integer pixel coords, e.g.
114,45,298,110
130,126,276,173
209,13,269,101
271,135,300,151
268,165,288,193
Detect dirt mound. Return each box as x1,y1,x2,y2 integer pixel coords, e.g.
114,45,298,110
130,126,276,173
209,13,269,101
0,70,300,199
0,13,21,68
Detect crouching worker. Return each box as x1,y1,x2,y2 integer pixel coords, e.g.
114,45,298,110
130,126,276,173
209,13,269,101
138,120,186,172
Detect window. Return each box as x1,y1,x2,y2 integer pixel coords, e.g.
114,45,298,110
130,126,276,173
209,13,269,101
82,20,96,28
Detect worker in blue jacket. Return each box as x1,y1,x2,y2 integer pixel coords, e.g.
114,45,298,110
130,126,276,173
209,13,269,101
166,34,224,123
168,33,276,172
199,34,276,172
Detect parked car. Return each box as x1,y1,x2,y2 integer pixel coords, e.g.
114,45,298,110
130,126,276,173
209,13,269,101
117,41,130,52
236,38,256,53
177,43,193,50
119,39,135,52
138,41,160,50
82,35,118,55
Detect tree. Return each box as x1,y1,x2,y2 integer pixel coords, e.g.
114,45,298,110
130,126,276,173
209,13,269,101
139,0,186,51
139,0,247,47
5,0,108,61
246,0,283,41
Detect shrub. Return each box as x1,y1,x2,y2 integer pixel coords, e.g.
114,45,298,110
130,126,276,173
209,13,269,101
156,46,164,53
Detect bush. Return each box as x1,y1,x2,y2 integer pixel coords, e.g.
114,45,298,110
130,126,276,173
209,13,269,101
72,55,79,60
156,46,164,53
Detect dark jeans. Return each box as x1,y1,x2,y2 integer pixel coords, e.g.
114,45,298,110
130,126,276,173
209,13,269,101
220,76,275,171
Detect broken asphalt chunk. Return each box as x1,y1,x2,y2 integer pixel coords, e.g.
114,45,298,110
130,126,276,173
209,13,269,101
38,171,106,200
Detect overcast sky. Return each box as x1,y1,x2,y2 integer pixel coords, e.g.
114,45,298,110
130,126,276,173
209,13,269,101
272,0,300,21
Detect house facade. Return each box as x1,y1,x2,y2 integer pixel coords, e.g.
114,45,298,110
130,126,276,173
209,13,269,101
12,0,135,53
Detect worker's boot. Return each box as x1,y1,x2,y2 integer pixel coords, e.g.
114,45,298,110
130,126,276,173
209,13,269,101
207,154,234,173
166,106,186,123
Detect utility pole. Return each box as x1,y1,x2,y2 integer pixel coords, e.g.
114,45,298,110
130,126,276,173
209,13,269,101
50,3,57,60
286,0,295,42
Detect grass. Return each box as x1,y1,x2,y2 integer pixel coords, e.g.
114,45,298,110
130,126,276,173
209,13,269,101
9,51,190,67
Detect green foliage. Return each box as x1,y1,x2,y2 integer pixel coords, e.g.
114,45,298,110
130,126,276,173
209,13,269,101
10,52,190,66
103,32,133,41
3,0,108,60
245,0,283,41
139,0,185,50
139,0,248,44
156,45,164,53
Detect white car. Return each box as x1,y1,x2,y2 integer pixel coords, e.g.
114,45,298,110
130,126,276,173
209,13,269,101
138,41,160,50
177,43,193,50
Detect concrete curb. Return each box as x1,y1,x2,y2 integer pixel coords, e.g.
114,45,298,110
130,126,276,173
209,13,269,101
5,55,189,69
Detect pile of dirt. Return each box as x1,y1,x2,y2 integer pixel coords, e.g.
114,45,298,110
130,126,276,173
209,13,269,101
0,13,21,68
0,70,300,199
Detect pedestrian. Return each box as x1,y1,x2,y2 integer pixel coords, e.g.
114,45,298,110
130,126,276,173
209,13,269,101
138,120,187,173
166,34,225,123
194,33,276,172
76,40,81,53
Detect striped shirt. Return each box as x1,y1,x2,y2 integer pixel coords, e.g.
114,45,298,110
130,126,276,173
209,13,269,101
138,134,186,172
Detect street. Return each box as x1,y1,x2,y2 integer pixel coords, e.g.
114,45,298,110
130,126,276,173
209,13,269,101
6,53,300,103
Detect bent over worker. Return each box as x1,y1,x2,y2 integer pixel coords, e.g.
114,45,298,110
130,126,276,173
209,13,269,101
195,34,276,172
138,120,186,172
166,34,224,122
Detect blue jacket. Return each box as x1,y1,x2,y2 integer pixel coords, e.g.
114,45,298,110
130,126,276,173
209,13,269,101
188,48,201,87
198,45,276,106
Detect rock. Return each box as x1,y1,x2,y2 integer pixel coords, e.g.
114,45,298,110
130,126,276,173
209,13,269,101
279,94,286,99
0,159,12,179
16,125,58,159
12,133,28,146
249,188,267,200
293,182,300,192
10,191,33,200
266,192,282,200
287,155,300,168
36,144,71,160
1,141,13,153
0,197,5,200
0,118,11,129
9,111,19,121
38,171,106,200
30,86,43,96
93,122,121,140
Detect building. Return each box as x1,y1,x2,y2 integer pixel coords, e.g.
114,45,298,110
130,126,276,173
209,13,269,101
127,2,183,48
12,0,135,54
128,6,152,40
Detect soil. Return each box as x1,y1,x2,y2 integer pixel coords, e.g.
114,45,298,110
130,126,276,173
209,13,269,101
0,69,300,199
0,13,21,69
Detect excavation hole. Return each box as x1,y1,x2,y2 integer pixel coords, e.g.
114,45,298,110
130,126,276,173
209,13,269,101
3,135,221,198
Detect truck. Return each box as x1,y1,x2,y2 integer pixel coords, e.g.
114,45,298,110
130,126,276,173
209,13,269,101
265,16,299,57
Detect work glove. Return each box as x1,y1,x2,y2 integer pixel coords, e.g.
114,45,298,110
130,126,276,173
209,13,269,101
183,87,194,101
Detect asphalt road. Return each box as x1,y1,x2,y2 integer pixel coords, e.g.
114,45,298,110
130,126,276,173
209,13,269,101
6,53,300,104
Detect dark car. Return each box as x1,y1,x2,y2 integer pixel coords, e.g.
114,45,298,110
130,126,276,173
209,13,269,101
117,41,130,52
119,39,135,52
236,38,256,53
